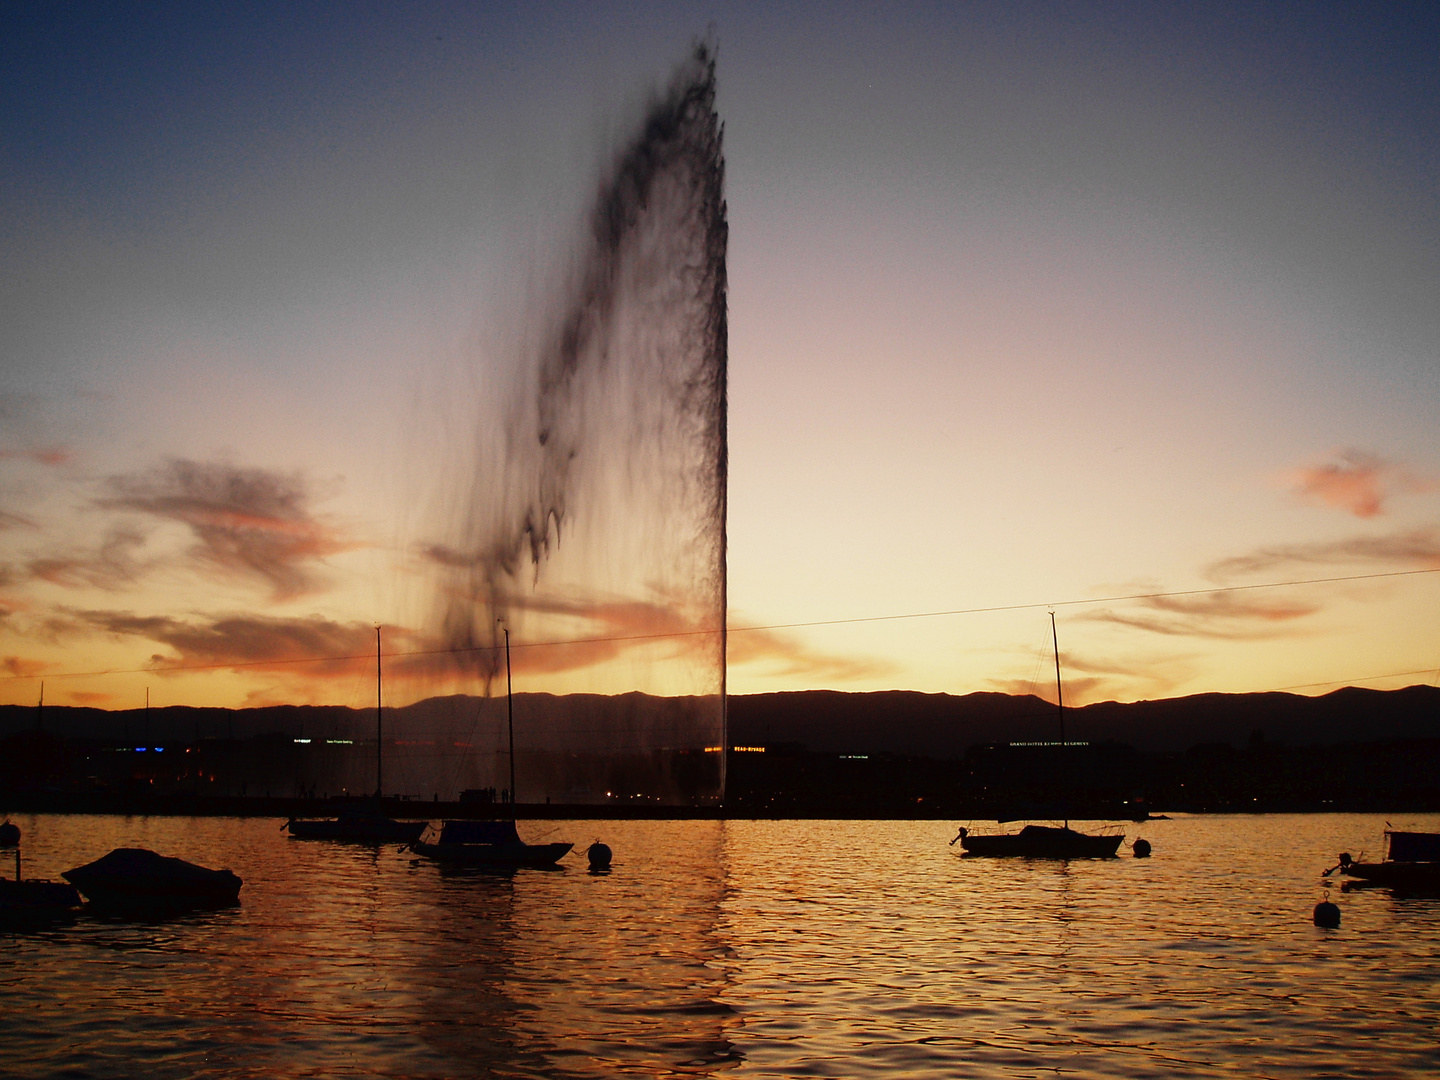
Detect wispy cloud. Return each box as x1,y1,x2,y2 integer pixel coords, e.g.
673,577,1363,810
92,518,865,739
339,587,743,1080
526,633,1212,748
1066,523,1440,686
1083,589,1322,640
1288,449,1434,518
0,446,72,468
728,623,897,683
1208,526,1440,580
0,510,39,530
26,526,149,592
988,646,1197,705
71,609,383,678
420,588,891,688
99,459,358,600
432,592,721,684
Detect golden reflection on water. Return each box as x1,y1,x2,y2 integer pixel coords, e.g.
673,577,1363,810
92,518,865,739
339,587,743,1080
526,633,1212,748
1,813,1438,1078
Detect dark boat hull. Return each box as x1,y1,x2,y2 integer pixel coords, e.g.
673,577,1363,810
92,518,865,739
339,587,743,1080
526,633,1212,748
285,815,427,843
1341,861,1440,888
0,878,84,926
410,840,573,867
1334,831,1440,890
64,848,242,912
961,824,1124,859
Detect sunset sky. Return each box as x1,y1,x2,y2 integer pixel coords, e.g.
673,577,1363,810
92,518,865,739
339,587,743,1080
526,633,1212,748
2,1,1437,713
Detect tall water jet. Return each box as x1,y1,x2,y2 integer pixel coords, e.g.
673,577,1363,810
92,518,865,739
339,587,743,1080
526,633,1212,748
419,43,727,805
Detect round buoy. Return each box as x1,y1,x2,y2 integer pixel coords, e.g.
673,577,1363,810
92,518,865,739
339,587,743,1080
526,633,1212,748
1313,899,1341,928
1132,838,1151,858
586,841,613,871
0,821,19,847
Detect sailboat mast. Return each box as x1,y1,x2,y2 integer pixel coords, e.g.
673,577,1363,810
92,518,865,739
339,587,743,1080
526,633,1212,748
1051,610,1067,831
375,625,383,800
504,627,516,807
1051,610,1064,745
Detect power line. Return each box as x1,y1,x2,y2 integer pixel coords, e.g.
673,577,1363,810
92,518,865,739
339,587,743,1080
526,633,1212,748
4,565,1437,683
1270,668,1440,693
726,567,1440,634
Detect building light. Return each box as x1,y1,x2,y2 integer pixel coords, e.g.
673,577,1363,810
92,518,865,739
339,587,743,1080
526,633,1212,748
294,738,312,744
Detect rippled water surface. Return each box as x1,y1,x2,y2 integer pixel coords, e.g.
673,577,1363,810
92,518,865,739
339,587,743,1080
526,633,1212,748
2,813,1438,1078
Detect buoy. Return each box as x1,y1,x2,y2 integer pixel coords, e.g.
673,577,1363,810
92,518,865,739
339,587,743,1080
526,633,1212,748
586,841,612,871
0,821,19,847
1132,838,1151,858
1313,899,1341,928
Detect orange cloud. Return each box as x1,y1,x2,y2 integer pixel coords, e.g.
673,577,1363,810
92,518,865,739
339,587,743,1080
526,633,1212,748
99,459,359,600
1289,449,1434,518
2,655,53,678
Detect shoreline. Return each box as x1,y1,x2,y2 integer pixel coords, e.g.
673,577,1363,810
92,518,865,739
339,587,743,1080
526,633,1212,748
1,791,1431,820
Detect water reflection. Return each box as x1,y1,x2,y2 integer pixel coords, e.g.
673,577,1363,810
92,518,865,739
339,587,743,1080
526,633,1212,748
3,814,1440,1077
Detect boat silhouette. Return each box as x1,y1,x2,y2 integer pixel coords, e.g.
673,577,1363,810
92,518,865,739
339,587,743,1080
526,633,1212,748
284,626,427,843
955,613,1124,859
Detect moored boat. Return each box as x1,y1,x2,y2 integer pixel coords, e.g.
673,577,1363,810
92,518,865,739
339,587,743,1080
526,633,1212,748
0,877,84,925
63,847,242,912
1,826,83,926
284,627,428,843
954,613,1124,859
285,810,427,843
957,823,1124,859
1331,830,1440,889
408,818,573,868
408,628,572,869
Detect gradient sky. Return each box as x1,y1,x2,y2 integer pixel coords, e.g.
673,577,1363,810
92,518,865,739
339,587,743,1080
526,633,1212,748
2,1,1437,713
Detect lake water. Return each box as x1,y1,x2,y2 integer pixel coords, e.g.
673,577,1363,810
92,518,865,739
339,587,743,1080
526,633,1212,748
2,813,1437,1078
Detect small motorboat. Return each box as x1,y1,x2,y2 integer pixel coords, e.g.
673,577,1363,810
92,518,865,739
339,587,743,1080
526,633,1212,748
1329,830,1440,889
63,848,242,912
408,819,573,868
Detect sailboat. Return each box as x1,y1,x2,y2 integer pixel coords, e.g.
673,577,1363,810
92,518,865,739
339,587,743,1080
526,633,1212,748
956,613,1124,859
409,627,573,867
284,627,428,843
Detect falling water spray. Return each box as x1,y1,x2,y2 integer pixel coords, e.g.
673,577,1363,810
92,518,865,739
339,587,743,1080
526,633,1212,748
419,43,728,804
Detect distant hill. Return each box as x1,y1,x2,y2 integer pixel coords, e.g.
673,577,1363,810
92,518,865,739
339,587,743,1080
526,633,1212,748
729,685,1440,755
4,685,1437,757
